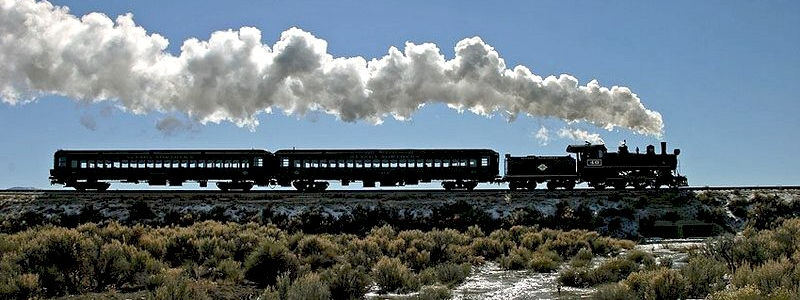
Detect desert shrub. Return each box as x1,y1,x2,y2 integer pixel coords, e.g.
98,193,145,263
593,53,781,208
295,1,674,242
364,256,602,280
589,257,638,285
558,267,589,287
727,196,751,219
528,250,560,273
570,248,593,268
624,249,656,269
95,240,161,289
150,270,209,300
371,256,418,293
681,254,728,297
499,247,533,270
707,285,764,300
624,268,687,300
519,231,544,250
286,272,330,300
433,263,472,287
20,227,98,296
591,283,636,300
731,259,797,295
401,247,432,270
0,271,40,300
559,256,638,288
748,194,792,230
465,225,484,238
322,263,370,300
470,237,503,260
260,274,291,300
164,231,200,267
138,232,168,259
244,238,300,287
542,230,594,259
416,284,452,300
296,235,339,270
591,236,634,256
209,258,242,283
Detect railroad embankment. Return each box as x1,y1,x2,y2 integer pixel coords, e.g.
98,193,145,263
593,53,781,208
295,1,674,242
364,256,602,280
1,189,797,238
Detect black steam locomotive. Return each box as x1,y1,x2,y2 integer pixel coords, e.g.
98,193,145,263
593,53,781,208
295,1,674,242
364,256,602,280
49,142,686,191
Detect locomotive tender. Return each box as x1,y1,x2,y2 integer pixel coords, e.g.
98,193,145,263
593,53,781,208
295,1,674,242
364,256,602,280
50,142,686,191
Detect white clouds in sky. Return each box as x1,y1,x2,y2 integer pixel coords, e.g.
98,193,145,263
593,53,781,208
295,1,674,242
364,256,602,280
0,0,664,135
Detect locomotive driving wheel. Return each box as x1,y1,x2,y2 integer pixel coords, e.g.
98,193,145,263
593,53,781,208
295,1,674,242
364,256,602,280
546,181,557,190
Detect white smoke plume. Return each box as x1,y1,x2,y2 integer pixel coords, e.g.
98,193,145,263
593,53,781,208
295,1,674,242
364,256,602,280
558,128,605,144
534,126,549,145
0,0,664,135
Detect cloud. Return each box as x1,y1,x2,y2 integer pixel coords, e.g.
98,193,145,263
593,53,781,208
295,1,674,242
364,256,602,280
558,128,605,144
79,114,97,131
534,126,549,145
155,116,196,136
0,0,664,135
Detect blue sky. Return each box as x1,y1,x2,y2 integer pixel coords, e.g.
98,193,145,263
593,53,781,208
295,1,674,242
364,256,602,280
1,0,799,189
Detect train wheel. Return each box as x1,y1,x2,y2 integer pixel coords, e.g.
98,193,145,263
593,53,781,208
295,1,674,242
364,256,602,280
593,184,606,190
313,182,329,192
292,181,309,192
509,181,519,191
466,181,478,191
613,182,626,190
546,181,557,190
442,182,455,191
564,181,575,190
526,181,537,190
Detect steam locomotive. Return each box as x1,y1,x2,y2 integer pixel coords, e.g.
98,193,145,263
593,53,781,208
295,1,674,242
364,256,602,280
49,142,686,191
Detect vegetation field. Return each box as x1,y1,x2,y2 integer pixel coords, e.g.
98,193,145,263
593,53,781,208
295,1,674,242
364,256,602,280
0,221,635,299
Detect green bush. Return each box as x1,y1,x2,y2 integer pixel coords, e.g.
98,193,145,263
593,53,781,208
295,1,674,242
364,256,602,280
433,263,472,287
707,285,764,300
150,270,209,300
96,240,161,289
0,271,40,300
244,238,300,287
20,227,98,296
731,259,797,295
681,254,727,297
559,256,637,287
322,263,370,300
416,284,452,300
164,232,200,267
296,235,339,270
371,256,418,293
570,248,593,268
624,268,687,300
542,230,593,258
286,273,330,300
588,257,638,285
528,250,560,273
499,247,533,270
470,237,504,260
210,258,242,283
591,283,636,300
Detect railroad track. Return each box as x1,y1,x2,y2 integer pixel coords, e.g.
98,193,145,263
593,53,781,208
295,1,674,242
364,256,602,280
2,186,798,195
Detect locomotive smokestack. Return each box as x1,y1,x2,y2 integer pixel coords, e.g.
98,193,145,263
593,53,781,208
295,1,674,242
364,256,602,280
661,142,667,155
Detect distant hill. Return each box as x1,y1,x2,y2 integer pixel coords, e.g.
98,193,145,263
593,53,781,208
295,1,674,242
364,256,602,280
5,187,39,191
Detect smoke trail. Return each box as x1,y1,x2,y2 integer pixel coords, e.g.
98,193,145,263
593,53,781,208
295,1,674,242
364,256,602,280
534,126,550,145
0,0,664,135
558,128,605,144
